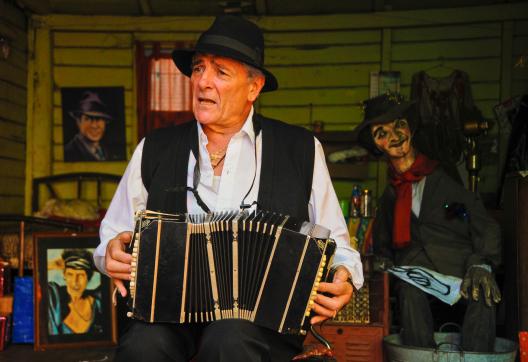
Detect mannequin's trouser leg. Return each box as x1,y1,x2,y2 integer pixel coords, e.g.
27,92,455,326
461,291,496,352
397,281,436,348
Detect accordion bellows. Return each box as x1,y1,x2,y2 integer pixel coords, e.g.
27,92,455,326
127,210,336,335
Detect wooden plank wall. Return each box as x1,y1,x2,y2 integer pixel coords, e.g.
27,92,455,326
26,4,528,211
0,2,27,214
513,20,528,96
391,22,503,194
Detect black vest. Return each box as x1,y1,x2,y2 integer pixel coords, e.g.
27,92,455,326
141,113,315,222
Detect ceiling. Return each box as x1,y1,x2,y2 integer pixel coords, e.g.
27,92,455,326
11,0,520,17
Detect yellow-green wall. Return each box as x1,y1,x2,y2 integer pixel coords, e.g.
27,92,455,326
0,1,27,214
25,3,528,213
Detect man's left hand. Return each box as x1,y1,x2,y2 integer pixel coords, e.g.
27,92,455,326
460,265,501,307
311,266,354,325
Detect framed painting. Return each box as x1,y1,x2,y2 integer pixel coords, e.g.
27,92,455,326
61,86,126,162
33,232,117,350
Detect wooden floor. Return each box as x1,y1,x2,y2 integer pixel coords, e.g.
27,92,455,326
0,344,116,362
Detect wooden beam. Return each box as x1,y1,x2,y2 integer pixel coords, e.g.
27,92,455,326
138,0,152,16
16,0,51,14
37,2,528,31
254,0,267,16
381,28,391,71
497,20,514,192
374,0,385,12
500,21,513,101
25,19,53,213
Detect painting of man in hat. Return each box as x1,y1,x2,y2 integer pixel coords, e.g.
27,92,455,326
62,87,126,162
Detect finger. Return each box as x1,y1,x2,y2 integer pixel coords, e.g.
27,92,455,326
312,301,336,319
113,279,127,298
117,231,133,245
311,315,329,325
460,279,470,298
472,283,479,301
460,290,468,299
314,293,341,312
484,283,492,307
109,248,133,264
106,259,132,274
317,281,350,297
332,266,350,283
493,289,502,304
108,272,132,281
106,232,133,253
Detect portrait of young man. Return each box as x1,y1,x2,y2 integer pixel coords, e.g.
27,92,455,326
62,87,126,162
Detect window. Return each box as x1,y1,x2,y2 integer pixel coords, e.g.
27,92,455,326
136,42,193,141
150,58,191,112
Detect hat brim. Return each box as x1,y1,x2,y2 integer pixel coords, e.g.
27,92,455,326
355,100,415,137
172,46,278,92
69,111,113,121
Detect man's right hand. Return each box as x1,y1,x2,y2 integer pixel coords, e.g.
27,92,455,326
105,231,133,297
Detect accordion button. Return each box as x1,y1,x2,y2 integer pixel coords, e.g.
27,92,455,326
130,281,135,287
131,261,137,267
127,312,133,318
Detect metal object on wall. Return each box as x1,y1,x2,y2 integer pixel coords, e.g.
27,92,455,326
463,119,489,192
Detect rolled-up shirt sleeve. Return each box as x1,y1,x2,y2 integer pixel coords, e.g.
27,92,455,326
94,139,148,274
308,137,364,290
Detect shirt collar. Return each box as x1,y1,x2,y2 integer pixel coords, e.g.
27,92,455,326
196,107,256,146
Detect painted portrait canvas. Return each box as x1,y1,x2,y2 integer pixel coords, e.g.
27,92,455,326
61,87,126,162
33,232,117,350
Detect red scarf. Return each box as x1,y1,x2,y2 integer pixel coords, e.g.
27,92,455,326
389,153,438,249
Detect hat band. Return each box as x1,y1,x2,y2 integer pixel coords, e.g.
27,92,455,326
199,34,261,66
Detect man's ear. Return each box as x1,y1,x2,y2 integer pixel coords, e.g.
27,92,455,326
248,75,265,102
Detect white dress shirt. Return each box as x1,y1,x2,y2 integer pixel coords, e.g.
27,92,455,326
96,108,364,289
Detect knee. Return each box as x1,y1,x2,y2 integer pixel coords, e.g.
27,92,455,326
398,282,427,305
198,320,269,360
116,322,193,362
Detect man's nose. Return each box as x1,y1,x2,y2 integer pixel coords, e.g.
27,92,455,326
197,68,213,88
387,128,398,141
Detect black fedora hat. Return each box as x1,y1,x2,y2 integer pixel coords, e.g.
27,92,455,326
171,15,278,92
354,93,415,156
69,91,113,121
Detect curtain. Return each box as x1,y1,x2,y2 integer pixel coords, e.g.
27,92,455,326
136,41,193,141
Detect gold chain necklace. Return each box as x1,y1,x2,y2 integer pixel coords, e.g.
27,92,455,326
209,147,227,168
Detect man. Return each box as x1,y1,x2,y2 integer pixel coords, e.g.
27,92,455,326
64,91,111,162
355,93,501,352
48,249,103,335
95,15,363,362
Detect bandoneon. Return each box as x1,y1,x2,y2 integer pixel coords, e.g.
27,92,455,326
127,210,336,335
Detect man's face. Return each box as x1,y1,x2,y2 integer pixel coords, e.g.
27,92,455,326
190,53,264,127
371,118,412,159
64,268,88,299
77,114,106,142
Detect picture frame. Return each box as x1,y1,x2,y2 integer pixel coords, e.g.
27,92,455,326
33,232,117,350
61,86,126,162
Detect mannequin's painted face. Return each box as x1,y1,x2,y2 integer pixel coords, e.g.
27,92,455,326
370,118,412,159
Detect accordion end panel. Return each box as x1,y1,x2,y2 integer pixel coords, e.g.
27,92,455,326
128,216,188,323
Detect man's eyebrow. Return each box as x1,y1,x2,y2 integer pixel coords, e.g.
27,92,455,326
372,126,384,137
